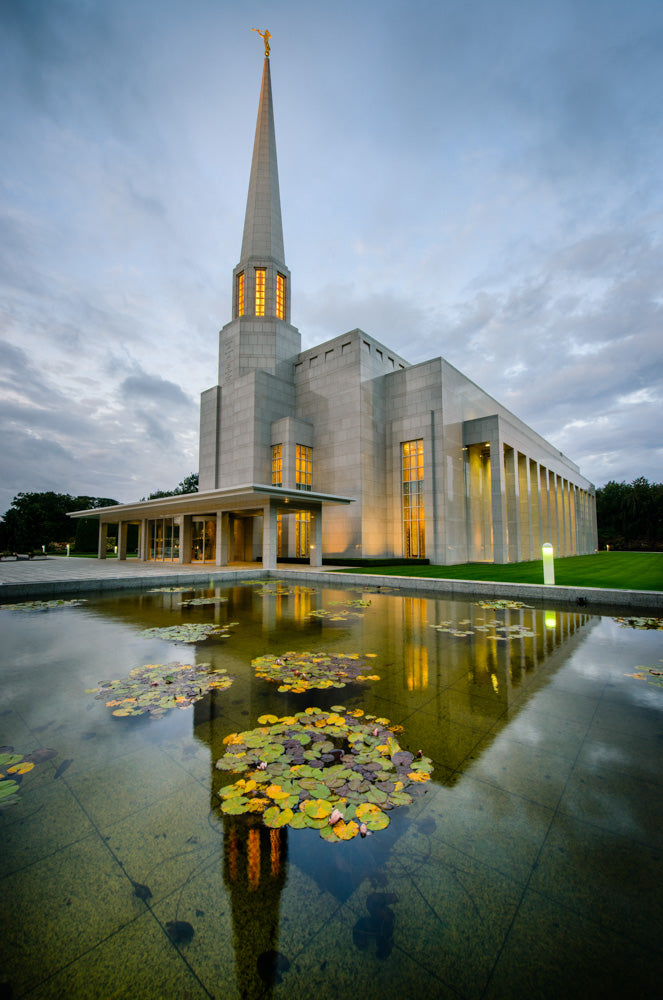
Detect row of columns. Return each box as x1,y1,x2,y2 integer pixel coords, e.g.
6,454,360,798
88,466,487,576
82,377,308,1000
503,446,597,561
97,500,324,569
464,440,598,563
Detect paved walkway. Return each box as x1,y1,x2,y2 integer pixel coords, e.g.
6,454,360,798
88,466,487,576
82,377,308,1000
0,555,661,611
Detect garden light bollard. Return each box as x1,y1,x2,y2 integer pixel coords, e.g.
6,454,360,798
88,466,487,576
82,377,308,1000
542,542,555,586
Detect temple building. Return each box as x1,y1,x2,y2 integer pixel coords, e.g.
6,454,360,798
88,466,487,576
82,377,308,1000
72,45,598,566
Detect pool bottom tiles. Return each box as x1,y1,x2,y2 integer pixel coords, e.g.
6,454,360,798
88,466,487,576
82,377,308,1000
1,583,662,998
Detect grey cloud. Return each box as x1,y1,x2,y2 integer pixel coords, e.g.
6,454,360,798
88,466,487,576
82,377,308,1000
119,372,193,408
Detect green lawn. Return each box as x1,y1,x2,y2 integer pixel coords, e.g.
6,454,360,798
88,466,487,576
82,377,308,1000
338,552,663,592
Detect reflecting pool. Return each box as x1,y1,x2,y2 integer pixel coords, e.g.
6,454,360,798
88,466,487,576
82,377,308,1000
1,581,662,999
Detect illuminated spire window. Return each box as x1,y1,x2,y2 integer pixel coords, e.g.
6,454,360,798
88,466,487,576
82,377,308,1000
236,272,245,317
276,273,286,320
255,268,266,316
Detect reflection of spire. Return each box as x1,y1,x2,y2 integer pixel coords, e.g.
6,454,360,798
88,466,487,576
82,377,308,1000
222,818,289,996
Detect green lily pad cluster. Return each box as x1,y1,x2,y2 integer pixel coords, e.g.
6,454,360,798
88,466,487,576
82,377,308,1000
87,661,233,718
626,661,663,688
252,651,380,692
430,618,537,640
474,600,533,610
178,596,229,607
0,746,57,808
216,707,432,841
307,608,365,622
614,616,663,631
141,622,238,643
329,599,372,609
259,584,317,597
2,599,88,611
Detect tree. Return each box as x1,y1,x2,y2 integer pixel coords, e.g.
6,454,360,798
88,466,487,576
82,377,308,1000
143,472,198,501
596,478,663,550
0,493,118,553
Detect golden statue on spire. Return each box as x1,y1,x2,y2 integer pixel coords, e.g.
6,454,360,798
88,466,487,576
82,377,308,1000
252,28,271,57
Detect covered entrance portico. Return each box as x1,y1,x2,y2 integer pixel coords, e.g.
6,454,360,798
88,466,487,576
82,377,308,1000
69,485,354,570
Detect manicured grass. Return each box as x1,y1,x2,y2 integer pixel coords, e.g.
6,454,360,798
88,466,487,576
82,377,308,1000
339,551,663,592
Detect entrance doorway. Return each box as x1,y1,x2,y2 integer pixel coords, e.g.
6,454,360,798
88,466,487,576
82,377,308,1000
191,518,216,562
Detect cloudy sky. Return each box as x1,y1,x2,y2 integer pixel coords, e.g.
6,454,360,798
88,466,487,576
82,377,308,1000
1,0,662,511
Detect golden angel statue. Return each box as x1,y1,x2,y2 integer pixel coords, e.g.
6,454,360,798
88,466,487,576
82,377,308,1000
252,28,271,57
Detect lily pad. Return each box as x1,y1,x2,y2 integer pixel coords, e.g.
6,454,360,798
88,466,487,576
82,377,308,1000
474,599,533,610
89,661,233,719
141,623,237,643
178,597,229,607
216,709,433,840
252,651,380,693
3,599,88,611
626,660,663,687
614,616,663,631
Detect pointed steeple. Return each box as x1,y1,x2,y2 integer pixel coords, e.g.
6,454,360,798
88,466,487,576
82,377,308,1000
240,57,285,266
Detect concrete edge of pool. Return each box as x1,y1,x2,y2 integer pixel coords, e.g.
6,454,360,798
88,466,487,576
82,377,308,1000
0,557,661,613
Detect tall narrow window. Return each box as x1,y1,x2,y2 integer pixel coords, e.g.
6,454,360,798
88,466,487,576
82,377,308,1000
255,268,266,316
402,439,425,558
272,444,282,487
296,511,310,557
236,271,245,317
296,445,312,491
276,273,286,320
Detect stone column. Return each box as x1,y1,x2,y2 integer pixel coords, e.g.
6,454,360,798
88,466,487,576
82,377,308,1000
490,440,507,563
530,460,541,556
217,512,230,566
180,516,193,564
503,445,521,562
310,509,323,566
262,502,278,570
518,452,531,561
139,519,148,561
118,521,128,561
98,521,108,560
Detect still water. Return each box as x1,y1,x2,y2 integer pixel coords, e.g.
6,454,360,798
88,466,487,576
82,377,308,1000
1,581,662,999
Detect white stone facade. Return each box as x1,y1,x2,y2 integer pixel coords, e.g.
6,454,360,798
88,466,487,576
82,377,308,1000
73,53,597,567
196,55,597,565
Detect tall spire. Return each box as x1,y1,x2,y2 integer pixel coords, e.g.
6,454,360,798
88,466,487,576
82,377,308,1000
240,56,285,266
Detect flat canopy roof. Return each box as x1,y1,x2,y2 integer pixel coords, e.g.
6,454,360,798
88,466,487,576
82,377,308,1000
68,484,356,521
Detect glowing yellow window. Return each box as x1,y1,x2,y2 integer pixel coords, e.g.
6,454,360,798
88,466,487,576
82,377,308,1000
255,268,265,316
296,445,312,491
276,273,286,320
272,444,282,487
236,272,245,317
402,439,425,558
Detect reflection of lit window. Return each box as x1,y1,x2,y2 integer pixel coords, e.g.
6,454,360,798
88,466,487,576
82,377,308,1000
272,444,282,487
276,273,286,320
402,439,425,557
296,445,312,491
404,598,428,690
406,644,429,691
236,271,245,317
255,268,265,316
296,511,310,557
